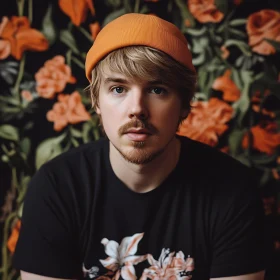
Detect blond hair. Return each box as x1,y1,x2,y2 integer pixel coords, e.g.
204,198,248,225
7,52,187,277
86,46,196,121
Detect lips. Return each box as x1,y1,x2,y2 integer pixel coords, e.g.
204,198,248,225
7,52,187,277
124,128,151,141
125,128,151,134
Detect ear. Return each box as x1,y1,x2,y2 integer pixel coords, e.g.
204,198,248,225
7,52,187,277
95,105,101,114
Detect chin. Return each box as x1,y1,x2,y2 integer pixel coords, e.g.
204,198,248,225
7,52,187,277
117,143,165,165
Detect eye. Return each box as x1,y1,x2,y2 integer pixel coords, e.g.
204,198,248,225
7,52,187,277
111,86,125,94
151,87,166,95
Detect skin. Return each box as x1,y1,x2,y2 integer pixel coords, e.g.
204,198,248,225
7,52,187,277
96,70,187,193
21,69,265,280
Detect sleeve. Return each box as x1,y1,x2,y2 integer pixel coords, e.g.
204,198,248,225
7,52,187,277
209,172,271,278
13,165,83,279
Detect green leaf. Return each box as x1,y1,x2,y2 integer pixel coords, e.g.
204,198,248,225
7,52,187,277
20,137,31,156
103,8,126,26
259,169,272,186
174,0,195,28
235,56,245,68
0,125,19,141
198,67,208,92
184,26,207,36
60,30,80,55
0,95,20,106
228,28,247,38
224,39,251,56
41,3,57,45
229,19,247,26
71,137,79,147
228,129,244,156
233,71,253,126
82,122,92,143
251,154,278,165
105,0,122,8
215,0,228,14
1,154,9,162
235,154,251,167
70,127,82,138
192,53,206,65
123,0,132,13
265,39,280,52
35,133,66,169
231,68,243,89
140,5,150,14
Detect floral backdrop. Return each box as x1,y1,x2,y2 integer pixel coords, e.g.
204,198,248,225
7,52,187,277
0,0,280,279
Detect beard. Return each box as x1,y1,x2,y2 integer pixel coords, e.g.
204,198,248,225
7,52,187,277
111,140,165,164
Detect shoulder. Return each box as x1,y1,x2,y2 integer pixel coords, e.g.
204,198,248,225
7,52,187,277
41,137,109,175
28,138,109,195
179,136,258,195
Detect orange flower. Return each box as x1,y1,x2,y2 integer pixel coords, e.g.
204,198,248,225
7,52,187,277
0,16,48,60
184,19,191,27
21,90,33,102
246,10,280,55
220,45,229,59
188,0,224,23
177,98,233,147
46,91,91,131
7,220,21,254
242,123,280,155
220,146,229,153
212,70,241,102
0,39,11,59
89,22,100,40
59,0,95,26
35,55,76,99
272,168,279,180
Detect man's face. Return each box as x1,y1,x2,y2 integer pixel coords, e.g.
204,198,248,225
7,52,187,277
96,69,186,165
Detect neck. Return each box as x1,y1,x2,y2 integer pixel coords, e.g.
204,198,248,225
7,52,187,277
109,137,181,193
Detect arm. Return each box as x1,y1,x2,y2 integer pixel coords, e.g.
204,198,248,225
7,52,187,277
209,170,268,279
13,166,82,279
21,270,74,280
210,270,265,280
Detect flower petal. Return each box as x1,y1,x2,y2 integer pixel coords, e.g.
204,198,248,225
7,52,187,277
119,233,144,258
121,265,136,280
124,254,148,265
99,256,119,271
101,238,119,259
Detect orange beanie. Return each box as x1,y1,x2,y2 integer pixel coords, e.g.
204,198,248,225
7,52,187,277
85,13,195,81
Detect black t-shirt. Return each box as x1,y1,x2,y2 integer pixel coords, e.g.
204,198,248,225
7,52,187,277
13,136,266,279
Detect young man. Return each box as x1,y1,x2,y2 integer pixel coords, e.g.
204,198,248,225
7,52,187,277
13,13,266,280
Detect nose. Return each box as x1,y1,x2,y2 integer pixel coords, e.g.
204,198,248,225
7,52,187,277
128,90,149,120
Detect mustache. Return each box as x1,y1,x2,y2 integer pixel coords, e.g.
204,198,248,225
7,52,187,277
118,119,158,136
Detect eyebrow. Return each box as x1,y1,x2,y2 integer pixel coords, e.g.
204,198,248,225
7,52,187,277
104,77,129,84
104,77,167,86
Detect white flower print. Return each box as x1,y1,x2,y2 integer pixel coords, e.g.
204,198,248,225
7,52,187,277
83,264,100,279
140,249,194,280
99,233,147,280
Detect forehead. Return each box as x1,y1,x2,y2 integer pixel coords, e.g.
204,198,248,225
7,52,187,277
100,69,171,87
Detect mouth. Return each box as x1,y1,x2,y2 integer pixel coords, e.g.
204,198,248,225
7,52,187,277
124,128,151,141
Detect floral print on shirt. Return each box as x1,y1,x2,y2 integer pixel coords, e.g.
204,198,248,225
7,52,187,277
83,233,194,280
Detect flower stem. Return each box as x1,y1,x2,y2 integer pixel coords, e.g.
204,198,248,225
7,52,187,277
78,26,93,42
14,54,26,105
134,0,140,13
1,212,18,280
71,56,85,69
66,50,72,67
28,0,33,24
17,0,25,16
